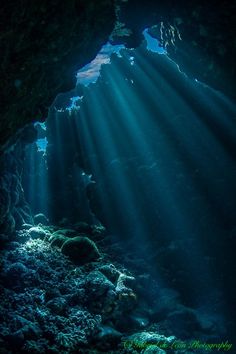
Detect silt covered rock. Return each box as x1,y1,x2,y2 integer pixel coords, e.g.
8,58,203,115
61,236,100,265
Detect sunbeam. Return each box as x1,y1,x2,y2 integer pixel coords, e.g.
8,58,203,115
20,27,236,350
1,2,236,352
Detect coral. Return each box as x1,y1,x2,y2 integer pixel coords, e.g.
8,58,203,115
22,339,54,354
116,272,136,294
98,263,120,283
61,236,101,265
0,226,225,353
28,226,47,240
54,310,102,349
83,270,117,315
0,235,104,353
3,262,28,283
124,332,176,352
142,346,166,354
46,297,68,316
115,272,137,312
56,331,80,349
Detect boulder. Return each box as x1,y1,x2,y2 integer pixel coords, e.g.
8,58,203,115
34,213,49,225
28,226,47,239
61,236,100,265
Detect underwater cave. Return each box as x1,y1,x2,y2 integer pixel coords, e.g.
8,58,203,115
0,1,236,353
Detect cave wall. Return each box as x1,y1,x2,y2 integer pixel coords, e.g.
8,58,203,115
1,0,236,237
1,0,235,153
0,0,116,237
115,0,236,98
0,0,116,150
0,126,37,243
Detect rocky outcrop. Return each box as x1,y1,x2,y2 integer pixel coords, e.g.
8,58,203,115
1,1,235,153
0,224,225,353
0,126,36,243
1,0,235,235
0,1,116,236
115,0,236,98
0,0,116,150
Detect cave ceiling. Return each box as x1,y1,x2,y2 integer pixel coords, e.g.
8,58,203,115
0,0,235,151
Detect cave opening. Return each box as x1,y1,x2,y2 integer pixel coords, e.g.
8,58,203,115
22,26,236,319
1,13,236,353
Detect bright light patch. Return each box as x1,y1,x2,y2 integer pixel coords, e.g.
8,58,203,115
143,28,166,54
66,95,83,113
34,122,48,152
36,137,48,152
129,56,135,65
76,43,124,86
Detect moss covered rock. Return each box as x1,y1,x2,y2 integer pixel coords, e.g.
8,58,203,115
61,236,100,265
50,234,68,248
49,229,80,247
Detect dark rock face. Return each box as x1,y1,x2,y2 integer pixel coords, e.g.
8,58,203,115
1,0,235,154
1,0,235,235
0,0,116,150
61,236,101,265
116,0,236,98
0,127,35,241
0,0,116,233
